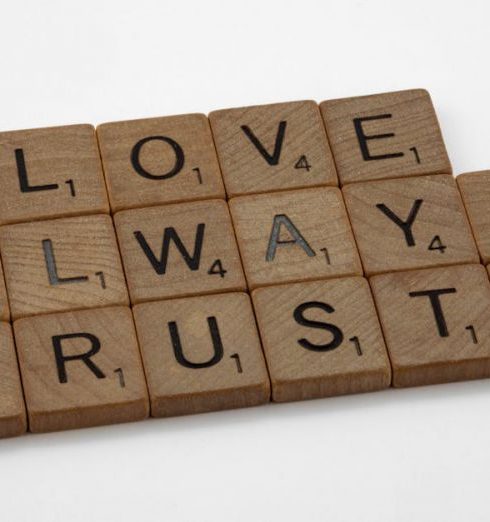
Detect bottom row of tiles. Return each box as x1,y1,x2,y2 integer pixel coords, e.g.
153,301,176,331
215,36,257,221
2,262,490,437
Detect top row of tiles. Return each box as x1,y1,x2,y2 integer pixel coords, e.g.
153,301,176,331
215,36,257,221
0,89,451,224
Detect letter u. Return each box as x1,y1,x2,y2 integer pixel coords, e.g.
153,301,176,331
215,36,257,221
168,316,224,369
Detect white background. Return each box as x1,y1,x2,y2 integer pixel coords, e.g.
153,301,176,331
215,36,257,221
0,1,489,521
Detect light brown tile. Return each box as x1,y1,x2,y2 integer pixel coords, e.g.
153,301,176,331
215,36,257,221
457,171,490,263
209,100,337,197
343,175,478,275
97,114,225,212
320,89,451,185
0,124,109,224
114,200,246,304
229,187,362,289
370,264,490,387
0,214,129,319
0,322,27,437
0,259,10,322
133,293,270,417
252,277,390,402
14,306,149,432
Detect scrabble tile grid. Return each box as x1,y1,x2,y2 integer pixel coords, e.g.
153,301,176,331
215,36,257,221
0,88,487,438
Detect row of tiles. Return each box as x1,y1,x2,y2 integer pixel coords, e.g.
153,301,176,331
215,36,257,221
2,262,490,437
0,89,452,225
0,173,488,321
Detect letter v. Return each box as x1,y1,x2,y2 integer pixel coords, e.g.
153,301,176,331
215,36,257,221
240,121,287,166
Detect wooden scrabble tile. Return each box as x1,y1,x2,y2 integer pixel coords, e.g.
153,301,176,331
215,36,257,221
133,293,270,417
114,200,246,303
14,306,149,432
252,277,391,402
0,215,129,319
229,187,362,289
370,264,490,387
457,171,490,264
343,175,478,275
97,114,225,212
0,124,109,224
209,100,337,197
0,259,10,322
320,89,451,185
0,323,27,437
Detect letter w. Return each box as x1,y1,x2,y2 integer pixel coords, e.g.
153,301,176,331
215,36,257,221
134,223,205,275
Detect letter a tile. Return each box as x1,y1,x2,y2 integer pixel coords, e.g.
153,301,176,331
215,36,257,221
14,307,149,432
252,277,391,402
320,89,451,185
0,124,109,224
114,200,246,303
370,264,490,387
343,175,478,275
0,215,129,319
97,114,225,212
210,101,337,197
229,188,362,289
133,293,270,417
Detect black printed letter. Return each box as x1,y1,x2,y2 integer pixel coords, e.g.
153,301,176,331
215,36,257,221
52,332,106,384
241,121,287,166
42,239,89,285
293,301,344,352
376,199,423,247
134,224,205,275
169,316,224,369
353,114,404,161
130,136,185,180
408,288,457,337
266,214,315,261
15,148,59,193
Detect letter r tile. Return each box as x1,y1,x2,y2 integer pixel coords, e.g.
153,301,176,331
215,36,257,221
229,187,362,289
209,101,337,197
320,89,451,184
114,200,246,303
14,307,149,433
133,293,270,417
370,264,490,387
0,124,109,224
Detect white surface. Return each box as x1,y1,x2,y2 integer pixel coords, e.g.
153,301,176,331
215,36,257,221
0,1,489,521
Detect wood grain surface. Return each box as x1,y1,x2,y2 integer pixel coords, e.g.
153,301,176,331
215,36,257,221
370,264,490,387
229,187,362,289
0,124,109,224
320,89,451,184
0,259,10,322
114,199,246,303
252,277,391,402
97,114,225,212
457,171,490,264
14,306,149,432
0,322,27,437
0,214,129,319
133,292,270,417
210,100,337,196
343,174,478,275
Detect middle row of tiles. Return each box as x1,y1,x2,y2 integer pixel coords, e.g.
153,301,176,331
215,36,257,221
0,175,482,320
